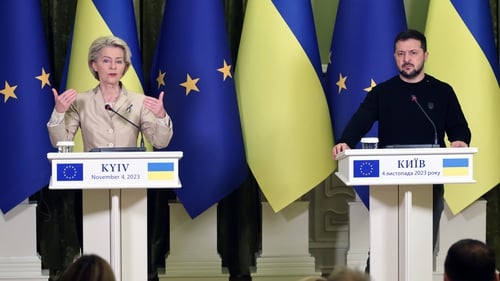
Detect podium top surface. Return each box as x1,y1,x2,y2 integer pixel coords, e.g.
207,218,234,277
47,151,183,161
335,147,477,160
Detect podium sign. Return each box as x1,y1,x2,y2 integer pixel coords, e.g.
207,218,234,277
47,151,183,281
48,151,182,189
336,147,476,186
336,147,477,281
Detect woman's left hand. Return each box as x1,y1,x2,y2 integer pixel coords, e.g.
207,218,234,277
144,91,167,118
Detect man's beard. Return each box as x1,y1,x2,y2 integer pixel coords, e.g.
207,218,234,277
400,64,423,79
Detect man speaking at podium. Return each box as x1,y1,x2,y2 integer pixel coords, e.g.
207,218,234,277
332,29,471,252
47,36,173,152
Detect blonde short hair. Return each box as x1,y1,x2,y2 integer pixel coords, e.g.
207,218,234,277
88,36,132,80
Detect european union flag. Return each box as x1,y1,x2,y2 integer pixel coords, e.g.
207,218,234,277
325,0,406,207
150,0,248,218
56,164,84,181
0,1,54,213
353,160,380,178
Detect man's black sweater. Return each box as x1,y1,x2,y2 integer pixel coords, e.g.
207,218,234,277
338,74,471,148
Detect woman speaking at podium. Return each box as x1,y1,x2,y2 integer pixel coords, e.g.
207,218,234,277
47,35,173,151
45,36,174,279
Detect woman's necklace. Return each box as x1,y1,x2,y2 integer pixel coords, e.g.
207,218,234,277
101,84,121,104
103,94,119,104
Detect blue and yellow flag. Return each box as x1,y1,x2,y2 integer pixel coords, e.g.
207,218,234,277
235,0,334,212
425,0,500,214
0,0,54,213
147,162,174,181
150,0,248,218
325,0,407,207
62,0,144,151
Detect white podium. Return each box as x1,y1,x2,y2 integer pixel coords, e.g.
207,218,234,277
0,201,47,281
335,147,477,281
47,151,182,281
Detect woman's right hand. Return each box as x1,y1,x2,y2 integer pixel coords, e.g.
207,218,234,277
53,88,77,113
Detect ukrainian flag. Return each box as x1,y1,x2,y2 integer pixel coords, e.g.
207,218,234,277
425,0,500,214
61,0,145,152
235,0,334,212
442,158,469,177
147,162,174,181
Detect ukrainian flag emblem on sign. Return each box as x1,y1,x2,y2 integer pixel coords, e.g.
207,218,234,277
442,158,469,176
148,162,174,180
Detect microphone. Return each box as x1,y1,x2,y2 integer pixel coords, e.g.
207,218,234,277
410,95,439,147
105,103,145,149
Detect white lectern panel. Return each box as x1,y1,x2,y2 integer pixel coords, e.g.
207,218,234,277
47,151,183,281
335,147,476,281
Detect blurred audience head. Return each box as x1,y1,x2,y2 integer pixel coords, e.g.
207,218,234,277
444,238,498,281
59,254,116,281
326,266,370,281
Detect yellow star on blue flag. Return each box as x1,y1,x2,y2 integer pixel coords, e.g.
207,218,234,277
325,0,407,208
150,0,248,218
0,1,54,213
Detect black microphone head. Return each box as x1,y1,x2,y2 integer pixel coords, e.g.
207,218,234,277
410,94,417,102
105,103,112,111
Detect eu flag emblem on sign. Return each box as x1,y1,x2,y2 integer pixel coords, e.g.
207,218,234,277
57,164,83,181
353,160,380,178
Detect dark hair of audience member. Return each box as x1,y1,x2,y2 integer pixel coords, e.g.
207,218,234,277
444,239,496,281
59,254,116,281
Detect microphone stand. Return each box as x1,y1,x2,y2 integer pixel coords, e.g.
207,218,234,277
105,104,145,149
